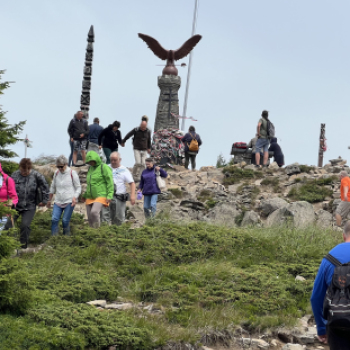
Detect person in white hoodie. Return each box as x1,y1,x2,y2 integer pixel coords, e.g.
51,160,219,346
47,155,81,235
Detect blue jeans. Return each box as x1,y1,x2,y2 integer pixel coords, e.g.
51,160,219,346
51,203,75,235
143,194,158,218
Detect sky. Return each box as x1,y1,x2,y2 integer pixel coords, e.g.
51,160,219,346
2,0,350,168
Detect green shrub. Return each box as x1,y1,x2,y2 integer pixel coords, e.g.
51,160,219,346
168,188,183,199
205,199,217,209
288,179,333,203
197,189,214,202
223,167,260,185
261,177,281,193
299,165,315,173
0,160,19,175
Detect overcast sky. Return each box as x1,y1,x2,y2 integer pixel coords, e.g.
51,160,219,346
2,0,350,168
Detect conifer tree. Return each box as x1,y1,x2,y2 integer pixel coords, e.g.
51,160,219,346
0,70,25,159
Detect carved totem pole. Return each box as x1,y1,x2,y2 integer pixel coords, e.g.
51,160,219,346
138,33,202,131
318,123,326,167
80,25,94,120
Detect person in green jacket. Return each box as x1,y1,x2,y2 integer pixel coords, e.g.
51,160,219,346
83,151,114,228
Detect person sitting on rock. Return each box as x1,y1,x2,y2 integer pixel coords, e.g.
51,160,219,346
268,137,284,167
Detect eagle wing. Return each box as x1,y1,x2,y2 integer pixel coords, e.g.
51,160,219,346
174,34,202,60
138,33,168,60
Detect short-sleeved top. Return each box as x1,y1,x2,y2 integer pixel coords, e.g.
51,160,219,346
109,165,134,194
258,118,268,139
341,176,350,201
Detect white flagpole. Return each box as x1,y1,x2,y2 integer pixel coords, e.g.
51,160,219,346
25,134,27,158
181,0,199,131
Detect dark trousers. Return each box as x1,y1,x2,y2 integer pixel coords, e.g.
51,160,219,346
5,209,36,248
185,152,197,170
68,140,74,166
328,327,350,350
103,148,118,165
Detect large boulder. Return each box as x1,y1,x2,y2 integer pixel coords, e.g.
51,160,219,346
315,209,333,228
260,198,288,217
241,211,260,227
285,164,301,176
206,202,240,227
266,201,315,228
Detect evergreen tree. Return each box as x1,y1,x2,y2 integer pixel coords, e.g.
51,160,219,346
0,70,26,159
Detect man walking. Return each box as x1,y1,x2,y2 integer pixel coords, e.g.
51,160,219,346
335,171,350,227
311,220,350,349
122,116,151,167
181,126,202,170
101,152,136,225
67,111,89,165
88,117,103,153
255,110,270,167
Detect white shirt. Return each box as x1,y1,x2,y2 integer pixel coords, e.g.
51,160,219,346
109,165,134,194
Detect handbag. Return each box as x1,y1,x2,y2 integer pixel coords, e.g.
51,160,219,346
155,170,166,191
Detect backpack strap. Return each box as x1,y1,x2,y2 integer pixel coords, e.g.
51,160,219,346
324,254,342,267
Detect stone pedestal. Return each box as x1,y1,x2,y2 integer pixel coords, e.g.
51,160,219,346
154,75,181,132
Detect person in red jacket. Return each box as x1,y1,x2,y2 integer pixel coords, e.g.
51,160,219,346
0,162,18,207
335,171,350,227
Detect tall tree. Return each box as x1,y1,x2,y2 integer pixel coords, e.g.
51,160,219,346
0,70,26,159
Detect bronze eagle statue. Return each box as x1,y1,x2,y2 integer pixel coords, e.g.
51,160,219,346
138,33,202,76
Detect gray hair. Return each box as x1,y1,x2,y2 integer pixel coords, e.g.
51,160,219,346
344,221,350,237
110,151,121,159
56,155,68,166
340,171,348,177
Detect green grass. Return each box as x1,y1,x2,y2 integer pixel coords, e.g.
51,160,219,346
168,187,183,199
299,165,315,173
261,177,282,193
0,211,341,349
222,166,263,186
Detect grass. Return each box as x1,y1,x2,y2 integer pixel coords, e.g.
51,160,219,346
237,184,261,200
0,211,342,349
261,177,282,193
168,187,183,199
288,177,336,203
299,165,315,173
222,166,263,186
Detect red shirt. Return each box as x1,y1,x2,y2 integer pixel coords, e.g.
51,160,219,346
340,177,350,201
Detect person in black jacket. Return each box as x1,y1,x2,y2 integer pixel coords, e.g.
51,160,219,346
98,121,123,164
181,126,202,170
5,158,49,249
268,137,284,167
67,111,89,165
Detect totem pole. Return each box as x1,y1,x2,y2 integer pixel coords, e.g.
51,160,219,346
318,123,326,167
80,25,94,120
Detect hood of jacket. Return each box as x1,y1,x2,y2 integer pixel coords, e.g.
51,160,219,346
270,137,277,144
86,151,102,167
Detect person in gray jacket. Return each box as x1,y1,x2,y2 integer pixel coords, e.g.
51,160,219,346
47,155,81,235
5,158,49,248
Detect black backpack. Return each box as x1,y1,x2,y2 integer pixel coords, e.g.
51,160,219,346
323,254,350,329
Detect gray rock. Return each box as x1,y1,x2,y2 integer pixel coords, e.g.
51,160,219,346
241,338,269,349
295,275,306,282
206,202,240,227
315,209,333,228
241,211,260,227
285,164,301,176
105,302,133,310
87,300,107,308
260,198,288,217
266,201,315,228
282,345,305,350
180,200,206,211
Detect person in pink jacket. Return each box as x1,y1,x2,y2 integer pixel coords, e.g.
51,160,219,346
0,162,18,207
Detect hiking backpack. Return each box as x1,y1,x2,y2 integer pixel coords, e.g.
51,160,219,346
188,132,199,152
267,120,276,139
233,142,248,149
323,254,350,329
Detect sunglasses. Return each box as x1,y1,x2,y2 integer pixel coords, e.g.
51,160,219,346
57,166,65,169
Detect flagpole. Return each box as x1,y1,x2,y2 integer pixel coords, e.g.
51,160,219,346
181,0,199,131
25,134,27,158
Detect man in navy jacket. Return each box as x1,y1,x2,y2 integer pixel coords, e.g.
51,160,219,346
88,118,103,153
311,221,350,348
181,126,202,171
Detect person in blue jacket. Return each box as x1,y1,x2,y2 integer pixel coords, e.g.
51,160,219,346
181,126,202,170
310,220,350,348
137,158,167,218
88,117,103,153
268,137,284,167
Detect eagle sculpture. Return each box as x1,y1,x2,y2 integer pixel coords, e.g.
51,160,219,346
138,33,202,76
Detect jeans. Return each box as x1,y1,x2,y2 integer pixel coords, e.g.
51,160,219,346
86,202,104,228
327,326,350,349
100,197,126,225
68,140,74,166
255,138,270,153
103,148,118,164
185,152,197,170
4,209,36,248
51,203,75,235
143,194,158,218
134,149,147,166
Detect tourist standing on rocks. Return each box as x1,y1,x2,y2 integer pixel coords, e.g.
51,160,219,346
47,155,81,235
335,171,350,227
181,126,202,170
101,152,136,225
87,117,103,154
255,110,270,168
268,137,284,167
98,121,123,164
5,158,49,248
83,151,114,228
122,116,151,167
311,220,350,348
138,158,167,219
67,111,90,166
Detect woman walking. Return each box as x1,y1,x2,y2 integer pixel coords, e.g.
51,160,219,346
83,151,114,228
138,158,167,219
5,158,49,248
98,121,123,164
47,155,81,235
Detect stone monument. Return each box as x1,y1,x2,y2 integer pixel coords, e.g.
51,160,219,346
138,33,202,132
80,25,94,120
